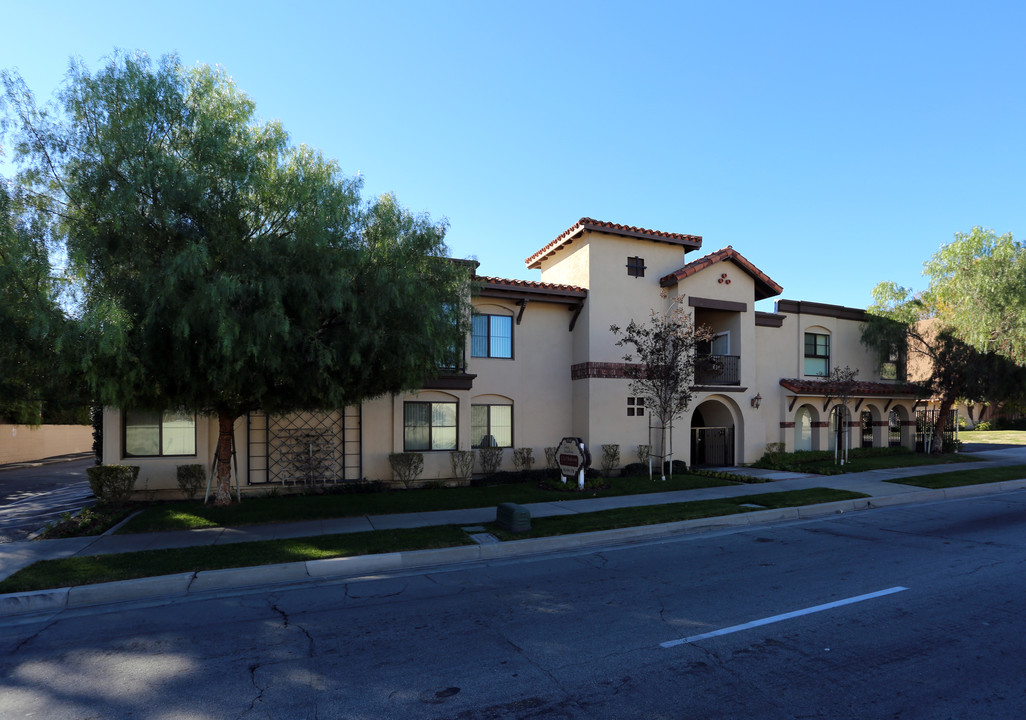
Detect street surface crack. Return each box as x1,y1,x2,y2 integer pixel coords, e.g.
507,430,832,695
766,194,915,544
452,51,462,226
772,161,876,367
240,663,266,718
10,617,60,654
344,582,408,600
271,602,316,657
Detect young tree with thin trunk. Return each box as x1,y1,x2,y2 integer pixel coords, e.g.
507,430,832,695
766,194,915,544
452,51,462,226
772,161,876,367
611,294,712,480
828,365,858,465
2,52,469,504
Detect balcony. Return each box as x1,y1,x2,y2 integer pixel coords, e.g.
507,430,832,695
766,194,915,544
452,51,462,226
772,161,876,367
695,354,740,386
423,347,476,390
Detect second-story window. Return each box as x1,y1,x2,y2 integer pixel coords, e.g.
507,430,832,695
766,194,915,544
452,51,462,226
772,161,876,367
804,332,830,376
471,314,512,358
627,256,646,278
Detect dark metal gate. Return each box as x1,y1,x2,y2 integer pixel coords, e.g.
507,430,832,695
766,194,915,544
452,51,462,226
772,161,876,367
691,426,735,467
915,409,957,452
247,408,362,485
861,410,873,447
888,410,902,447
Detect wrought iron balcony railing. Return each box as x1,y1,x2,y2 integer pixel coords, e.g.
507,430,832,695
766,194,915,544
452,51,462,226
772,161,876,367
695,354,741,386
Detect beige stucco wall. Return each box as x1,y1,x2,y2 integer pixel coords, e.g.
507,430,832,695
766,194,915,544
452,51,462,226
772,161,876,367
0,424,92,465
101,224,928,487
102,407,222,493
755,305,918,455
468,299,575,465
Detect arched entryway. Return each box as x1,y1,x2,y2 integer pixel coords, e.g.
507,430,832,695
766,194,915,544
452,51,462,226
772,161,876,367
794,404,817,451
690,399,736,467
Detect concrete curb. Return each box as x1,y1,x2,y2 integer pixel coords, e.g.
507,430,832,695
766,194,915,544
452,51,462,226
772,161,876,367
4,478,1026,619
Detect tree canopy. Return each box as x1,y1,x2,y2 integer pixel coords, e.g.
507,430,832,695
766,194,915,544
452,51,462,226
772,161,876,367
2,52,469,502
924,227,1026,364
862,274,1026,451
0,179,78,424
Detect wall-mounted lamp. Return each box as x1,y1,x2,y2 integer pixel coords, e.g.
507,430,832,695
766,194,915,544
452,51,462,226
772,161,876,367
750,393,762,409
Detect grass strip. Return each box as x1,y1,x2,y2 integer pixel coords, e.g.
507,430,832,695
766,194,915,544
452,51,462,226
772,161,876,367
492,487,867,539
1,488,865,593
753,447,971,475
116,474,734,534
885,464,1026,489
0,525,471,594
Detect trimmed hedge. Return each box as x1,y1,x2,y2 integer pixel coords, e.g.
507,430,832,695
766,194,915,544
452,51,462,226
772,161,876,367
86,465,139,506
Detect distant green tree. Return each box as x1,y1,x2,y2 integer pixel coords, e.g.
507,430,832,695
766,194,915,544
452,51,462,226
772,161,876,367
924,227,1026,364
862,282,1024,453
2,52,469,503
0,179,69,424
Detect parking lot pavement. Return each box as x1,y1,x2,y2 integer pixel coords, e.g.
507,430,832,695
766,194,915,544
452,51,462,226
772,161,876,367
0,459,94,543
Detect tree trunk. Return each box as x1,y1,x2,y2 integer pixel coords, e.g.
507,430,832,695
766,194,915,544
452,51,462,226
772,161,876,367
931,396,954,455
215,411,238,506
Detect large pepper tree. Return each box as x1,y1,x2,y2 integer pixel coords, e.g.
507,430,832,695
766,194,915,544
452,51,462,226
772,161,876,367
2,52,469,504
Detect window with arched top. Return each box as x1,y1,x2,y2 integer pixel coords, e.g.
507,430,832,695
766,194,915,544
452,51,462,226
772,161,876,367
804,331,830,376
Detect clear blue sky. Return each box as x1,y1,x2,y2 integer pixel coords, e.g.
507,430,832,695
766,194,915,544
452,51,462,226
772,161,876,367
2,1,1023,311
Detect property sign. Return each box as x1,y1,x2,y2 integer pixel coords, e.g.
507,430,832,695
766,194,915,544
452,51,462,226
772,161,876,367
555,436,591,479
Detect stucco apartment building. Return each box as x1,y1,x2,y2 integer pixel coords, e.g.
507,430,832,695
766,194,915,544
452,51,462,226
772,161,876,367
103,218,921,493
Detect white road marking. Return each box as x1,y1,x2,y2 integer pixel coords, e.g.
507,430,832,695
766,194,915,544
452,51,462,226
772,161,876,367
660,586,909,648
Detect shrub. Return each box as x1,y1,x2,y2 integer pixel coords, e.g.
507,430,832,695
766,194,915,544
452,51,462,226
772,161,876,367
765,442,785,454
85,465,139,506
621,462,649,477
544,446,558,470
975,420,992,431
662,459,688,476
449,450,475,482
600,444,620,476
512,447,534,472
478,446,504,475
388,452,424,489
475,468,555,486
636,444,651,464
176,464,206,500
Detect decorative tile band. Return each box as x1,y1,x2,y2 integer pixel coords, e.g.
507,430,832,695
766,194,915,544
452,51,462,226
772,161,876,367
570,362,645,380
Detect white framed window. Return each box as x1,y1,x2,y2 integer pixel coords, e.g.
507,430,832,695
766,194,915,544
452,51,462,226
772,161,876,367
804,332,830,376
403,402,457,451
471,404,512,448
124,409,196,457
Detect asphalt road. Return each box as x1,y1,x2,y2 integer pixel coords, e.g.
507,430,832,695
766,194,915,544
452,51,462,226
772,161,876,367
0,459,94,543
3,489,1026,718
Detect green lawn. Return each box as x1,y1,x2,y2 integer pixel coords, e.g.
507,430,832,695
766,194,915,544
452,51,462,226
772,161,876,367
115,473,734,534
751,447,970,475
0,487,866,594
886,464,1026,490
959,430,1026,446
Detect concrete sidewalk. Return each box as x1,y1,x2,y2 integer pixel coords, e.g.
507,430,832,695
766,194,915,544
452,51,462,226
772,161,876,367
3,446,1026,618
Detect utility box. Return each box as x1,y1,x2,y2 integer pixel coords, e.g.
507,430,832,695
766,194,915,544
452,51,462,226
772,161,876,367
496,502,531,533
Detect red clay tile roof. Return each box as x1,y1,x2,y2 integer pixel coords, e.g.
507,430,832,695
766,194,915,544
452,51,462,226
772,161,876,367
779,378,924,396
525,218,702,269
659,246,783,301
473,275,587,304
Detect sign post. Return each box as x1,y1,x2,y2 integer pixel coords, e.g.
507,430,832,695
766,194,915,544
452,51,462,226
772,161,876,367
555,436,592,490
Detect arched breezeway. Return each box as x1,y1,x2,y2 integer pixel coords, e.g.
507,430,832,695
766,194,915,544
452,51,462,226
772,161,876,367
689,397,740,467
